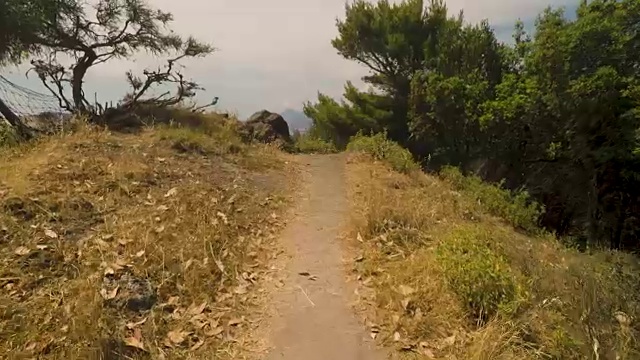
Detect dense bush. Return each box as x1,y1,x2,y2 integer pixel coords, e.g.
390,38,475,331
347,132,419,173
437,226,528,323
294,132,338,154
440,166,544,234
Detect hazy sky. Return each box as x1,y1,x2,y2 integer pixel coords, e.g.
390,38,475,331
3,0,578,118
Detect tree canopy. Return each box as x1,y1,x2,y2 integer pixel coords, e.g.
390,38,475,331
305,0,640,251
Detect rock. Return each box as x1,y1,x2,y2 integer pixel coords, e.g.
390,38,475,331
102,272,157,312
240,110,291,144
98,107,144,132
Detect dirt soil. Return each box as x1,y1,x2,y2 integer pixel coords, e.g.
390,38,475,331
263,154,386,360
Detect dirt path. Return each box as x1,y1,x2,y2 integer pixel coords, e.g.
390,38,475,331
263,154,385,360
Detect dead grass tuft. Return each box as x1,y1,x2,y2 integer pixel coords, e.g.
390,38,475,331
0,123,298,359
345,154,640,359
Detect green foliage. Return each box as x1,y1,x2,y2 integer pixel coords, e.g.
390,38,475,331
437,226,528,323
294,132,337,154
0,121,19,147
440,166,543,233
309,0,640,251
0,0,74,64
347,132,418,173
303,83,391,149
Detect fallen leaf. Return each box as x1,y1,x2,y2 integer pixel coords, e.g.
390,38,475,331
157,205,169,212
370,332,378,340
189,314,208,329
227,317,243,326
354,254,365,262
205,326,224,337
14,246,30,256
615,311,631,326
164,187,178,198
154,226,165,234
135,250,146,257
166,329,190,345
443,334,456,346
100,286,119,300
44,229,58,239
184,258,194,270
167,296,180,305
414,307,423,321
398,285,416,296
124,328,145,351
401,298,410,310
102,234,114,241
126,317,148,330
190,339,205,351
393,332,401,342
95,238,110,248
422,348,436,358
216,212,228,225
104,267,115,276
357,233,364,242
214,258,225,273
187,301,207,316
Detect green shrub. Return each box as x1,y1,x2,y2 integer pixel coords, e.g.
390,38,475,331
347,132,419,173
440,166,543,233
437,226,528,323
295,132,337,154
0,121,19,148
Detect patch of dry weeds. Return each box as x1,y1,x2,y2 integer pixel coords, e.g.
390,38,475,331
345,153,640,360
0,125,298,359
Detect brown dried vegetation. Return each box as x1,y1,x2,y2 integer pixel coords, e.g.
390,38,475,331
0,117,298,359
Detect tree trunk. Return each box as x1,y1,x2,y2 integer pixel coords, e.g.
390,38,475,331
72,52,97,112
0,96,31,140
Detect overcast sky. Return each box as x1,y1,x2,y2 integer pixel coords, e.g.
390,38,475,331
3,0,578,119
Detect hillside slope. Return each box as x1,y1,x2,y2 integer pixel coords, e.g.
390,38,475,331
0,120,298,359
344,150,640,359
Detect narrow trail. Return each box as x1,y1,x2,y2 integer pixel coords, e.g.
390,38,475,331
263,154,385,360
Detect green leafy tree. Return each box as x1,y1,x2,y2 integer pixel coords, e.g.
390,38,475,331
311,0,640,251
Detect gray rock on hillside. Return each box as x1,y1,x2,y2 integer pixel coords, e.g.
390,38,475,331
240,110,291,144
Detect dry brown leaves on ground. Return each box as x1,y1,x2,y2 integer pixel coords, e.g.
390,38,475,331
0,127,298,359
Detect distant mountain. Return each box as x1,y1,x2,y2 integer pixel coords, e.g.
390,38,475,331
280,108,312,132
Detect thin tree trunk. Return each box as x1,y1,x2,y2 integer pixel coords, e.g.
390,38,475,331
0,96,31,140
72,52,97,112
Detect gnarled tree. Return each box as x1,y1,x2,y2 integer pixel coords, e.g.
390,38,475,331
28,0,213,114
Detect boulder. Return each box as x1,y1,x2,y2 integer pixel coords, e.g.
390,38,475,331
240,110,291,144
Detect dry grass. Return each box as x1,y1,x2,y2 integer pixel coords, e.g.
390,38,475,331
345,153,640,360
0,120,299,359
